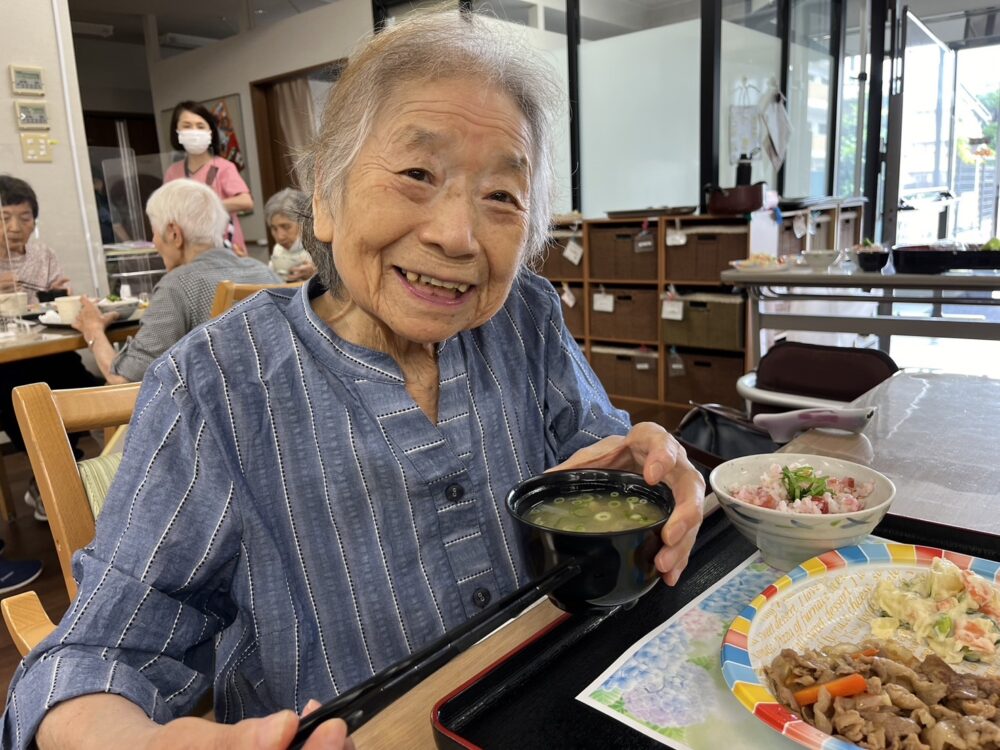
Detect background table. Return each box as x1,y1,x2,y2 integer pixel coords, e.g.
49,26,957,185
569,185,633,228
0,323,138,365
721,268,1000,364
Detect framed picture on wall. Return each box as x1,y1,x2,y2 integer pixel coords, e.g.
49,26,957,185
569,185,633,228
160,93,248,172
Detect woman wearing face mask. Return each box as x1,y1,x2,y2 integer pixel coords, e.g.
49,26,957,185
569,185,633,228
163,101,254,256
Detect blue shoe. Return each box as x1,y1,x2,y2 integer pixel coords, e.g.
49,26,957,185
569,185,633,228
0,558,42,594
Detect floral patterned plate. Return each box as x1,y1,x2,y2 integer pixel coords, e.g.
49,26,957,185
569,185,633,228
721,543,1000,750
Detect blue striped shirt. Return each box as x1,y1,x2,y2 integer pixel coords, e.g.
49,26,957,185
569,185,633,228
3,273,630,747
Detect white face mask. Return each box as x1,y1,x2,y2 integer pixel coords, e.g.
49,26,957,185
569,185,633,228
177,129,212,155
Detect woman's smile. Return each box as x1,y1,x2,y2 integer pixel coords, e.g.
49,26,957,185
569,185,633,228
394,265,474,305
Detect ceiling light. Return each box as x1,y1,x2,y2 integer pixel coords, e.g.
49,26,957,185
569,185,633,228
72,21,114,38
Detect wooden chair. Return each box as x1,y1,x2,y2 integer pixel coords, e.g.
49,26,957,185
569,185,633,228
209,280,301,318
2,381,140,655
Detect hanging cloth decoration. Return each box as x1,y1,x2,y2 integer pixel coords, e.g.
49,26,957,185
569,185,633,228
729,78,761,166
759,78,792,172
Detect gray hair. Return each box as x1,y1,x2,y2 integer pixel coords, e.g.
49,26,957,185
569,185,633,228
297,8,560,293
146,179,229,248
264,187,308,225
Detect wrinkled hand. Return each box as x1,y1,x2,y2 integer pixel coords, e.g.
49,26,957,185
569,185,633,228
49,275,72,291
71,297,117,337
287,261,316,282
146,702,352,750
547,422,705,586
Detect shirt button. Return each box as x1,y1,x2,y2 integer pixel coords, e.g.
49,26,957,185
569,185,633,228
472,587,491,608
445,483,465,502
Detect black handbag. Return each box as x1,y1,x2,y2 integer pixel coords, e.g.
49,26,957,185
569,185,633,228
674,403,779,470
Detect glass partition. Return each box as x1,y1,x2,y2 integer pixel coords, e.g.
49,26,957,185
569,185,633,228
720,0,782,189
579,1,700,215
784,0,836,198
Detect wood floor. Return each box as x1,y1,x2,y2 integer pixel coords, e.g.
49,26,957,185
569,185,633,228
0,439,94,702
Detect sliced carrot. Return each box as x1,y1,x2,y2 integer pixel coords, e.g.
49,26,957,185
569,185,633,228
850,648,878,659
793,673,868,706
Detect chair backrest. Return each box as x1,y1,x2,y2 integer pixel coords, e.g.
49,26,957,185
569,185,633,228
752,340,898,415
13,382,141,599
210,279,302,318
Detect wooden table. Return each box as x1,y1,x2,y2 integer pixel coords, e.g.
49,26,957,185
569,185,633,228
354,599,564,749
0,323,138,364
785,370,1000,540
0,322,139,520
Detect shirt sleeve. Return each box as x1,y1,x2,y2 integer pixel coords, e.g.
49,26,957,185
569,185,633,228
2,358,243,749
536,279,632,464
215,158,250,199
110,277,190,382
162,160,184,183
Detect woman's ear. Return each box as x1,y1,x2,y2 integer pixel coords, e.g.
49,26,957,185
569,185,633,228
312,194,335,244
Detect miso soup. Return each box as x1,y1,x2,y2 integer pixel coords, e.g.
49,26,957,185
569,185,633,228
524,491,666,533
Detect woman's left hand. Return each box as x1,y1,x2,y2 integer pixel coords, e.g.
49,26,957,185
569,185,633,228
547,422,705,586
72,297,118,337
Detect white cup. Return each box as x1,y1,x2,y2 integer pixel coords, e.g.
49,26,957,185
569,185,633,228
0,292,28,317
54,295,83,324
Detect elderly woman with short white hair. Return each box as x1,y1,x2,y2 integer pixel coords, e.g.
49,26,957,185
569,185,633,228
73,178,279,383
7,10,704,750
264,188,316,281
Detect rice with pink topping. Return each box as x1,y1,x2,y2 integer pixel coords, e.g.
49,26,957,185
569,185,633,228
729,462,874,514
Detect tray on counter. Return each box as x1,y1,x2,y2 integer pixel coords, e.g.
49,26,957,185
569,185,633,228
892,245,1000,274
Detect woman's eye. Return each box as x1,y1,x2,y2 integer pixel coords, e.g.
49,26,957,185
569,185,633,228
488,191,518,206
404,168,431,183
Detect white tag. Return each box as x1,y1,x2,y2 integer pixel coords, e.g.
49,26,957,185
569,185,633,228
635,360,651,371
666,229,687,246
119,283,132,298
562,238,583,266
792,215,807,239
592,292,615,313
661,299,684,320
560,282,576,308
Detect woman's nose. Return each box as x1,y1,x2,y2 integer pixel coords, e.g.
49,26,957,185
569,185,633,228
420,187,481,258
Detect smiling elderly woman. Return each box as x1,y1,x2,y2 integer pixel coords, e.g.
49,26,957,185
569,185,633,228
4,10,703,750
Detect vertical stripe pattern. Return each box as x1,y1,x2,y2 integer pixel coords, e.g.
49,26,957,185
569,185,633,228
2,273,630,748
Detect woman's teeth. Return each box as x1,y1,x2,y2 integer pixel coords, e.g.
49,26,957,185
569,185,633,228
403,270,470,294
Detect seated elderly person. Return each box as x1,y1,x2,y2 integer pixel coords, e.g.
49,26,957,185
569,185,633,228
265,188,316,281
73,179,280,384
4,11,704,750
0,175,102,521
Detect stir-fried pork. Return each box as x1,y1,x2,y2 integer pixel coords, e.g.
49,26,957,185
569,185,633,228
765,642,1000,749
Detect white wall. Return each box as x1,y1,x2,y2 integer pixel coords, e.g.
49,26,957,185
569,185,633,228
74,38,153,113
579,20,701,215
147,0,374,243
1,0,104,296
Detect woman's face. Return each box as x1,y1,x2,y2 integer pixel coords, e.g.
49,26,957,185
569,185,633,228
313,77,532,346
177,110,211,134
1,201,35,255
269,213,301,251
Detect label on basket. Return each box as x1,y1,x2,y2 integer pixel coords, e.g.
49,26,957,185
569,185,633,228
665,228,687,246
562,238,584,266
635,360,651,371
792,214,807,239
592,292,615,313
560,282,576,308
633,230,654,254
661,299,684,321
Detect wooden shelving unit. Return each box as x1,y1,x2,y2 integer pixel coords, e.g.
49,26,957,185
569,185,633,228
541,203,863,428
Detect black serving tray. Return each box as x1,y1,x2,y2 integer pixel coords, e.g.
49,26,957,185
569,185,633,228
892,245,1000,274
431,510,994,749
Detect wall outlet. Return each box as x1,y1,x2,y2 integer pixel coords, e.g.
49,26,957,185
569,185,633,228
20,132,52,162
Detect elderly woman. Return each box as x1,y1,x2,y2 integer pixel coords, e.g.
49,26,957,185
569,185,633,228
73,179,280,384
264,188,316,281
4,11,703,750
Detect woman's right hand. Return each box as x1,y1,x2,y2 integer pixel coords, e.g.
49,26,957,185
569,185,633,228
37,694,353,750
145,708,352,750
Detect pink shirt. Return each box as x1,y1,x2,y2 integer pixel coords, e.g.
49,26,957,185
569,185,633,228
164,156,250,251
